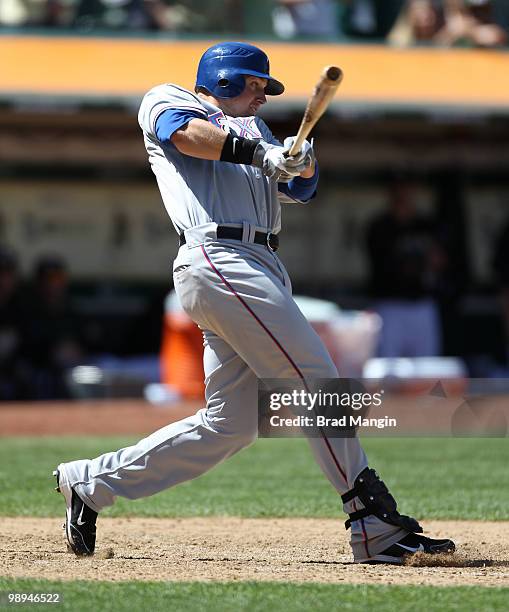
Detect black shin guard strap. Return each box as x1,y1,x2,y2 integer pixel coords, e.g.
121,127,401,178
341,468,423,533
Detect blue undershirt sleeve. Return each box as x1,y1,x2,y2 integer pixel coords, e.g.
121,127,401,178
278,163,319,203
155,108,206,144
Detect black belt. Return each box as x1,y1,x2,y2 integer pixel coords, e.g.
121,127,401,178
179,226,279,252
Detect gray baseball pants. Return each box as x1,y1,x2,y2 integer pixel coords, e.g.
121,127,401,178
62,223,406,561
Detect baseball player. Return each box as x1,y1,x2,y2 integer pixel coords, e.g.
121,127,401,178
53,42,455,564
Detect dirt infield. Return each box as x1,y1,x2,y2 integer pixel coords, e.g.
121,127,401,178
1,517,509,586
2,401,508,587
0,400,198,436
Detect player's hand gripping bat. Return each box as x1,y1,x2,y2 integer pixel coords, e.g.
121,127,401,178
287,66,343,157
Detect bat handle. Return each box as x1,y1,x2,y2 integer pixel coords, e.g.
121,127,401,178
288,135,306,157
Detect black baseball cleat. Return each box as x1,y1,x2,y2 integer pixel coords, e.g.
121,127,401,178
358,532,455,564
53,464,97,556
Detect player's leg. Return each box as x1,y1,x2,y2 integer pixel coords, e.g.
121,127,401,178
55,327,259,555
192,242,417,561
58,332,257,513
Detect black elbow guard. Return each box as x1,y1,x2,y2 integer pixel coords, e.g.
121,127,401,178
220,133,259,165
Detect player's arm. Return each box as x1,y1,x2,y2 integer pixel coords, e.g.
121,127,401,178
170,118,227,160
171,118,276,168
152,107,226,159
276,134,319,203
160,110,301,180
299,163,316,179
278,164,319,204
256,117,315,183
142,87,293,170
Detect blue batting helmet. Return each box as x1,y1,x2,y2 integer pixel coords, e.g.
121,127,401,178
195,42,284,99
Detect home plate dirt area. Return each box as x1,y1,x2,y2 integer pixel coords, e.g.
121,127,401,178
1,517,509,587
2,400,508,588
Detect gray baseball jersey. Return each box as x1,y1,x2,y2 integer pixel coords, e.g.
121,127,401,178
59,82,406,562
138,83,298,235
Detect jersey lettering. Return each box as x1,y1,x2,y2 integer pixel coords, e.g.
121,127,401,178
229,117,262,139
208,110,230,132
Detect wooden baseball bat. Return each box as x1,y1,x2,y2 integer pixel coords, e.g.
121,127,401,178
288,66,343,157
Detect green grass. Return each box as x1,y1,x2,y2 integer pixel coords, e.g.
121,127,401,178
0,579,508,612
0,436,507,520
1,440,507,610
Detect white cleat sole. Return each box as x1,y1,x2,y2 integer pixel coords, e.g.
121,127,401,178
53,464,74,551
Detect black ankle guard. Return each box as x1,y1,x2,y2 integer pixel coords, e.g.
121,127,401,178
341,468,423,533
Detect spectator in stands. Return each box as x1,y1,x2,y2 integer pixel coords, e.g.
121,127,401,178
73,0,174,31
437,0,507,47
341,0,404,39
0,0,201,30
0,0,48,26
388,0,507,47
272,0,339,39
21,255,85,399
0,247,28,400
387,0,444,45
365,180,447,357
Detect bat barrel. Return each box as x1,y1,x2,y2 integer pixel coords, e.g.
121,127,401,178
288,65,343,156
325,66,342,82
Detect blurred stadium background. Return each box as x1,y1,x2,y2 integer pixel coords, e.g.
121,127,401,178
1,0,509,403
